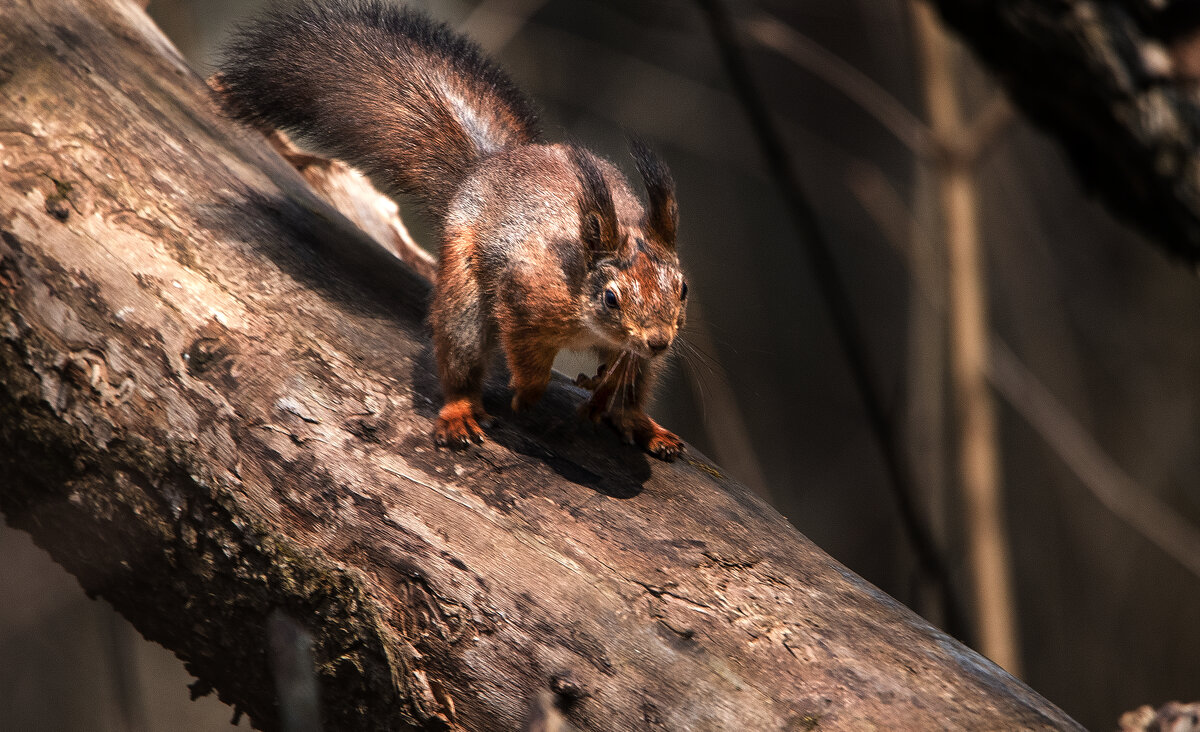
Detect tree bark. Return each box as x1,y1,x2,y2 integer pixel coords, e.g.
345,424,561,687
929,0,1200,263
0,0,1081,730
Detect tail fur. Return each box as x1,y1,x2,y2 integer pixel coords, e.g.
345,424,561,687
218,0,541,216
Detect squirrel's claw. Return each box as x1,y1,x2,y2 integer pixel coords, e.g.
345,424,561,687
435,400,489,448
434,417,483,448
645,429,684,462
586,406,684,462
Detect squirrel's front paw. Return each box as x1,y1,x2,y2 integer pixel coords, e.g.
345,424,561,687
598,409,685,462
644,427,684,462
574,363,608,392
435,399,489,448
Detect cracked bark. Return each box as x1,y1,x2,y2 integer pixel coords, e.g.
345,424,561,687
0,0,1082,730
928,0,1200,263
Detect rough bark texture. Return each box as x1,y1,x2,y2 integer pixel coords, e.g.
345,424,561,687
930,0,1200,263
0,0,1082,730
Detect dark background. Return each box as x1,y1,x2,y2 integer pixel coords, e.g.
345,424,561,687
2,1,1197,730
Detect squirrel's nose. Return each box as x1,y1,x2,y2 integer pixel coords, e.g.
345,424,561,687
647,337,670,355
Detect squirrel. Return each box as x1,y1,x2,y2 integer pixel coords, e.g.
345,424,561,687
216,1,688,461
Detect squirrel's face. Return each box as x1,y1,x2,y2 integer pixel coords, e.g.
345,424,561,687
587,236,687,358
573,140,685,358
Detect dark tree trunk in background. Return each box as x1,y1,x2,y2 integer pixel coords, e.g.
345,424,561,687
0,0,1081,730
930,0,1200,263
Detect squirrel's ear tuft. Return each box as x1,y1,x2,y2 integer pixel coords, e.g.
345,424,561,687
629,137,677,247
570,147,620,254
582,211,604,247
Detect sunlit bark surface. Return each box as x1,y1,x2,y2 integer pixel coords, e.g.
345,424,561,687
0,1,1083,730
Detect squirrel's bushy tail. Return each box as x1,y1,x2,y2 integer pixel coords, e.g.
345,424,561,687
218,0,540,216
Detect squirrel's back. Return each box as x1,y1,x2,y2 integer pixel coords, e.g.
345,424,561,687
218,0,541,216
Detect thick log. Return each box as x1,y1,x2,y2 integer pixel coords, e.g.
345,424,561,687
930,0,1200,263
0,0,1082,730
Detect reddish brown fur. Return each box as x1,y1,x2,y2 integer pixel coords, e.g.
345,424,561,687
435,397,489,446
221,3,687,459
430,143,688,459
577,349,683,461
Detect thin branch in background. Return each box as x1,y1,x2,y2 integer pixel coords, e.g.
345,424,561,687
846,162,944,309
849,155,1200,586
847,161,950,626
989,339,1200,581
912,0,1022,676
695,0,965,640
959,94,1016,165
741,11,933,157
746,5,953,592
743,9,1013,168
747,0,1010,634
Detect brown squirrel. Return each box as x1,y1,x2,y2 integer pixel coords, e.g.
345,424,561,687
217,1,688,460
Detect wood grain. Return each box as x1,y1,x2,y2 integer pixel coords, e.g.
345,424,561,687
0,1,1081,729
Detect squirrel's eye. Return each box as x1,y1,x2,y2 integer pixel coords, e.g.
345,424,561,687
680,280,688,300
603,287,620,309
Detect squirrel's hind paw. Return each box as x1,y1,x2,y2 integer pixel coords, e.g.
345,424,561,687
435,399,489,448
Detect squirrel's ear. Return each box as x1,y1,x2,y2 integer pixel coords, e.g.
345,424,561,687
629,137,678,247
569,147,620,254
582,211,605,248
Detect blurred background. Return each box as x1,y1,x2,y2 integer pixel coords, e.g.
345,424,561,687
3,0,1198,729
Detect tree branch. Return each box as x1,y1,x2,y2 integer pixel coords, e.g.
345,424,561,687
0,0,1081,730
928,0,1200,262
912,0,1022,677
